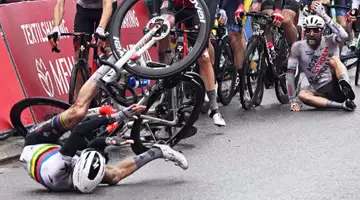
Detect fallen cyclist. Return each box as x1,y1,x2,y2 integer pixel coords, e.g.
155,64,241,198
19,104,188,193
286,3,356,112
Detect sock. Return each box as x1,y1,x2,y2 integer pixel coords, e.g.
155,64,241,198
133,147,163,169
158,52,166,63
50,114,70,134
206,90,219,112
339,73,350,82
326,100,345,109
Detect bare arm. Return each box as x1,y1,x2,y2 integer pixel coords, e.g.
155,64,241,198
286,42,300,102
98,0,113,30
53,0,65,27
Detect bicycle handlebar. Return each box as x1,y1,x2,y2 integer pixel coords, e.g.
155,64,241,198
48,32,108,53
241,12,274,23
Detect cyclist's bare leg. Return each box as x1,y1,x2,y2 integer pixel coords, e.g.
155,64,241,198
298,90,328,107
199,41,217,110
229,30,246,70
328,57,350,81
158,14,175,63
208,39,215,65
103,145,186,186
281,9,298,46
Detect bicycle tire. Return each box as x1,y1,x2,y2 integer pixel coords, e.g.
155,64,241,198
130,72,204,155
239,37,266,110
274,38,291,104
109,0,211,79
356,59,360,86
68,60,89,105
217,41,236,106
10,97,71,137
254,82,264,106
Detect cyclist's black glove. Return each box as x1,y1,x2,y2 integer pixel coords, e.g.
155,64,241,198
48,26,61,53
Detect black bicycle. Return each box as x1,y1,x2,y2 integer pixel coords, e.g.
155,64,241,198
211,15,237,106
239,12,300,110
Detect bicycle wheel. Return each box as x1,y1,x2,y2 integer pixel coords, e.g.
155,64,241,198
239,37,266,110
69,60,89,105
10,97,70,138
109,0,211,79
130,72,204,155
216,40,236,106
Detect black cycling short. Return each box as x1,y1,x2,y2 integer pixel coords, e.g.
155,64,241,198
315,76,347,103
164,0,215,47
73,2,117,41
260,0,302,12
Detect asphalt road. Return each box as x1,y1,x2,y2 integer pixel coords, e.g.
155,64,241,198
1,71,360,200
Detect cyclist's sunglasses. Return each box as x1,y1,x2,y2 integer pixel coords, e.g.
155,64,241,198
304,28,322,34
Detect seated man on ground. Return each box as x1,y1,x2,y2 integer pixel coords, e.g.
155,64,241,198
286,3,356,112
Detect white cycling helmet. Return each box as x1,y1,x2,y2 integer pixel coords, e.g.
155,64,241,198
303,15,325,29
72,149,106,193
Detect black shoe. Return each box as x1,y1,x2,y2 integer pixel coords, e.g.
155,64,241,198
339,79,355,100
343,100,356,111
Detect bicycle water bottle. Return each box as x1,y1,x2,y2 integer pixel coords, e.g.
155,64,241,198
128,77,150,88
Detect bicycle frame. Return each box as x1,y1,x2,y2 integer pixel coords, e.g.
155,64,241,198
89,17,187,129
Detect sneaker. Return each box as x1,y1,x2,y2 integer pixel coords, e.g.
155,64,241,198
338,79,355,100
208,110,226,127
153,144,188,170
343,100,356,111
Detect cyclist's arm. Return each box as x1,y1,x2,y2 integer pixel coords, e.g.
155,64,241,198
286,42,301,102
326,16,348,43
98,0,113,30
53,0,65,27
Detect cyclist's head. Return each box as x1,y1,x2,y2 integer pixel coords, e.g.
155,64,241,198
303,15,325,48
72,149,106,193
